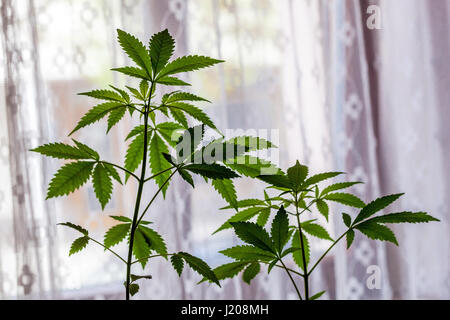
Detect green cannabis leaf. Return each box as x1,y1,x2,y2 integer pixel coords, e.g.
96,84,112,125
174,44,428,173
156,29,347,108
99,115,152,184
104,223,131,249
32,29,252,300
178,252,220,286
117,29,152,77
92,163,113,209
242,262,260,284
69,236,89,256
271,206,289,253
183,163,239,179
198,261,249,284
46,161,95,199
211,179,238,209
156,55,224,79
31,142,97,160
219,245,276,262
69,102,127,135
353,193,403,224
230,222,276,254
170,254,184,276
149,29,175,75
214,160,438,300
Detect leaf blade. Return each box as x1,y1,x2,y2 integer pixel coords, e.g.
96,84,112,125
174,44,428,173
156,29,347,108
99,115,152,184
178,252,220,286
184,163,239,180
149,133,172,195
104,223,131,249
292,230,310,272
157,55,224,79
117,29,152,77
355,221,398,245
368,211,440,224
149,29,175,75
31,142,94,160
301,222,333,241
92,163,113,209
46,161,95,199
211,179,238,209
70,102,125,136
138,226,168,258
271,206,289,253
354,193,404,224
219,245,276,262
323,192,365,208
242,262,260,284
171,254,184,276
230,222,275,253
69,236,89,256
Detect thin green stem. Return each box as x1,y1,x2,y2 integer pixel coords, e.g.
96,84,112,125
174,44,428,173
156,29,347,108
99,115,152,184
279,259,303,300
148,104,166,113
143,166,175,182
297,199,316,216
260,261,304,278
88,237,127,264
295,192,309,300
136,169,177,226
99,161,140,182
128,104,145,114
125,83,154,300
307,231,348,276
131,253,176,265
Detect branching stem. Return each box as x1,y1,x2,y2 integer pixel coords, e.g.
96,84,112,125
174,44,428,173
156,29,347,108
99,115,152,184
279,259,303,300
136,169,177,226
307,231,348,276
125,82,154,300
258,261,304,278
88,237,127,264
144,166,175,182
131,253,176,265
99,160,140,182
295,191,309,300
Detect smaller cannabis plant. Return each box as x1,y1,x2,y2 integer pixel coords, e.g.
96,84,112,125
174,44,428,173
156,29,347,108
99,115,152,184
31,29,276,299
211,161,439,300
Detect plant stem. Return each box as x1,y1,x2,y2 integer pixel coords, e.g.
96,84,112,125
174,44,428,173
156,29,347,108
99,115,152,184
136,169,177,225
259,261,304,278
127,104,145,114
99,160,140,182
88,237,127,264
149,104,166,113
298,200,315,216
307,231,348,276
125,83,154,300
295,192,309,300
279,259,303,300
143,165,175,182
131,253,176,265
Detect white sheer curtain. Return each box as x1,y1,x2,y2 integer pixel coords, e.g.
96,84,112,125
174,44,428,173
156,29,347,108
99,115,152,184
376,0,450,299
0,0,449,299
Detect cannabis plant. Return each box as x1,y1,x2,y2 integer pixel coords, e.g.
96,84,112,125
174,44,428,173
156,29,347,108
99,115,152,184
31,29,276,299
211,161,439,300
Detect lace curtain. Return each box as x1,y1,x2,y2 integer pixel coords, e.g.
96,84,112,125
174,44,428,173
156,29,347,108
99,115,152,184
0,0,449,299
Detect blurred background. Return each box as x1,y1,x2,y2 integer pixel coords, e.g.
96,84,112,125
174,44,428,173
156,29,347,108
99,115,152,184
0,0,449,299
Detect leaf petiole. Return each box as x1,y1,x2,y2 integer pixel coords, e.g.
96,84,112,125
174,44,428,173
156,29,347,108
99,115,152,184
143,165,176,182
88,237,127,264
131,253,175,265
99,160,140,182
